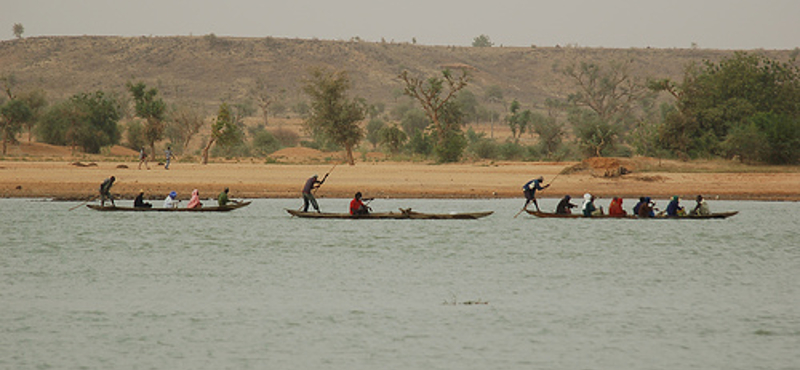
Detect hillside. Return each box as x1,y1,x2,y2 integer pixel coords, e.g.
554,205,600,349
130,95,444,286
2,35,796,116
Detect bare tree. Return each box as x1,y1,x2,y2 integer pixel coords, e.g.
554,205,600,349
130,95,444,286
398,68,470,145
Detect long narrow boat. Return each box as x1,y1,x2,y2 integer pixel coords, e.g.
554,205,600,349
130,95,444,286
286,208,493,220
525,209,738,219
86,201,251,212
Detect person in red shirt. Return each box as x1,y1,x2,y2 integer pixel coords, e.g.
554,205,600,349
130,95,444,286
349,192,371,215
608,197,627,217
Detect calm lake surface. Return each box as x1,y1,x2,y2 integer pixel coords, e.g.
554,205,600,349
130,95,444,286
1,198,798,370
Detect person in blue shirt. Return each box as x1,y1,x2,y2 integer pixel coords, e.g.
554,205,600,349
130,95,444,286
522,176,549,211
666,195,685,216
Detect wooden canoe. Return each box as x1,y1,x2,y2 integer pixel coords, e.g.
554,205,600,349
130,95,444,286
86,201,251,212
286,208,493,220
525,210,738,219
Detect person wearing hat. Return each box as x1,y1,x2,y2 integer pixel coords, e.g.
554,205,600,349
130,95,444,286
99,175,116,207
522,176,549,211
555,195,577,214
637,197,656,218
164,191,179,208
301,174,322,213
134,189,152,208
666,195,685,217
608,197,627,217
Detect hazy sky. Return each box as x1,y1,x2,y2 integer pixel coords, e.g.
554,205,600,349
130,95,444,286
2,0,798,49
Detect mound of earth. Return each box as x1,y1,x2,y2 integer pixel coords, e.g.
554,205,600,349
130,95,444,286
563,157,636,177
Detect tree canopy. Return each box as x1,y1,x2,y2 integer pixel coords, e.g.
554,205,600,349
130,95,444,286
36,91,121,154
127,81,167,157
398,68,470,162
302,68,366,165
652,52,800,163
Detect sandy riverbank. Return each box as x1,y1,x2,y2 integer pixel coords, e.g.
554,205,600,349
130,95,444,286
1,158,798,202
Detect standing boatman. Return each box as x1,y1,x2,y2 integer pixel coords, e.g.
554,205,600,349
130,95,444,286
301,174,322,213
99,176,116,207
522,176,549,211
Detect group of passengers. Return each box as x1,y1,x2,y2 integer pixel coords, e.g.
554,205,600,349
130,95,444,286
554,193,711,217
99,175,237,209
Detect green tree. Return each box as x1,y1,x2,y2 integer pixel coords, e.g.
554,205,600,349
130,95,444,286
202,102,243,164
484,85,504,105
530,111,564,157
302,68,366,165
505,99,532,141
399,69,470,162
378,124,407,154
16,89,47,142
13,23,24,39
400,109,428,136
365,118,386,149
472,34,493,47
127,81,167,160
651,52,800,163
126,120,147,151
251,127,283,156
0,99,32,154
569,108,617,157
36,91,121,154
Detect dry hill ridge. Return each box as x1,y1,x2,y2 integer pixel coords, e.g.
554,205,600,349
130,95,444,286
0,35,796,113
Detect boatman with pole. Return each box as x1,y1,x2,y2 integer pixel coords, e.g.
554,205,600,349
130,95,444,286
99,175,116,207
302,174,323,212
522,176,549,212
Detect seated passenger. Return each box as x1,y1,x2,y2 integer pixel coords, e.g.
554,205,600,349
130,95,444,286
349,192,371,215
692,195,711,216
581,193,603,217
187,189,202,209
555,195,577,214
133,189,152,208
637,197,656,218
666,195,685,216
608,197,627,217
164,191,179,208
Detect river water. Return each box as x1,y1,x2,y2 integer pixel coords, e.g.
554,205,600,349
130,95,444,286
1,198,798,369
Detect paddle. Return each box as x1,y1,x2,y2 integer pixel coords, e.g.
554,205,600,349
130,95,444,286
313,162,339,195
68,194,99,211
513,173,561,218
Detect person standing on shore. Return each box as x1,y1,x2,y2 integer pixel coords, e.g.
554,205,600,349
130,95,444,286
138,147,149,170
99,176,115,207
302,174,322,213
522,176,549,211
164,146,175,170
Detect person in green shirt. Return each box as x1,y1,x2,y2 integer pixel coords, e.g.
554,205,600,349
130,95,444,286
218,187,240,206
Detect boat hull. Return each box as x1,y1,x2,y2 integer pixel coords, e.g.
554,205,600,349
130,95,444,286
526,210,738,219
286,208,493,219
86,201,251,212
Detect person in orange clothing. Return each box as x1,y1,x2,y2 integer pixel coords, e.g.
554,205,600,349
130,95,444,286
608,197,627,217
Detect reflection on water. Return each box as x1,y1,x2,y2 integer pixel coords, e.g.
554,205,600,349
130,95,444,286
1,198,798,369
